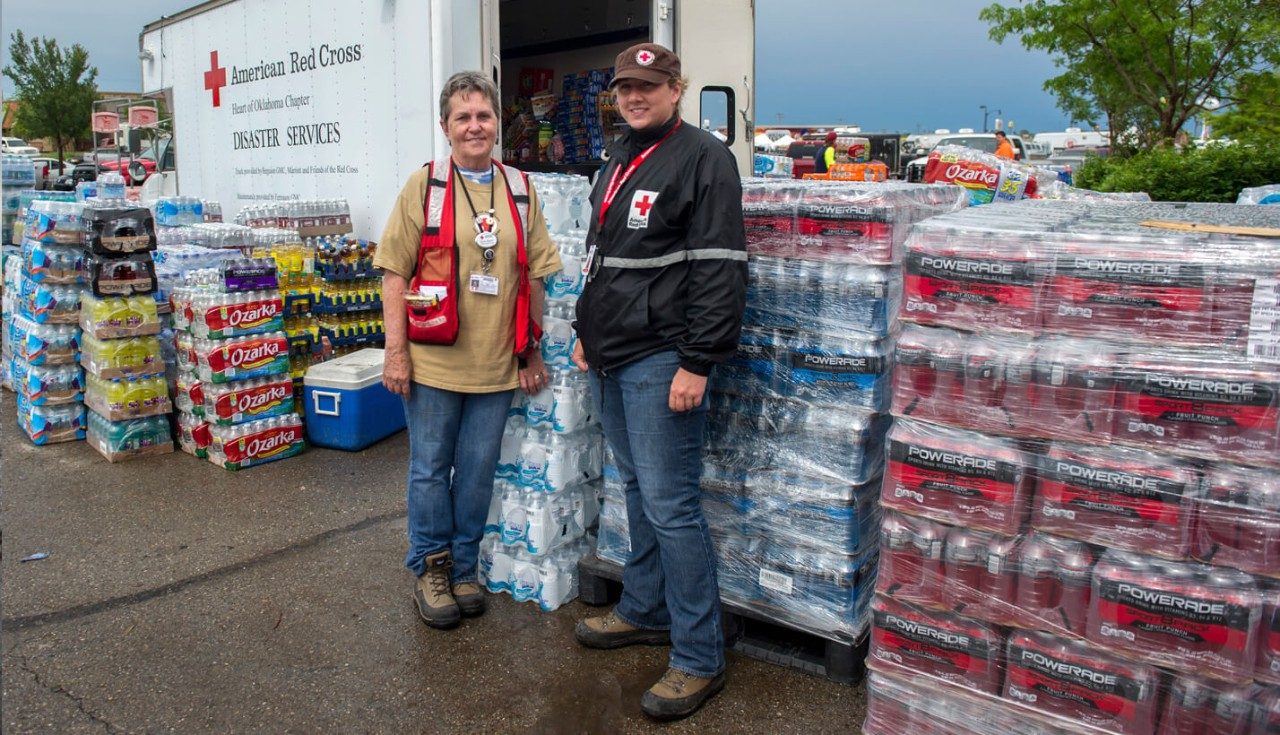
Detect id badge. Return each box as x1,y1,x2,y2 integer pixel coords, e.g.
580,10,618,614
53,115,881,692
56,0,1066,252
582,245,597,277
469,274,500,296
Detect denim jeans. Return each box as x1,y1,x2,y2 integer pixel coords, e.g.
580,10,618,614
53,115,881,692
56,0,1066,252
403,383,514,581
590,350,725,678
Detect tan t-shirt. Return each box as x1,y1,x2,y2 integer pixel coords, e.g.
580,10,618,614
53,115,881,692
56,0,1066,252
374,165,561,393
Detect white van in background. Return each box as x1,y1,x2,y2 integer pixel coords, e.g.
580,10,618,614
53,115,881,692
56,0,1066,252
1034,127,1109,152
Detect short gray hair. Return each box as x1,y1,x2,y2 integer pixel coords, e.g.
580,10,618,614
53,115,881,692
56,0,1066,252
439,71,500,122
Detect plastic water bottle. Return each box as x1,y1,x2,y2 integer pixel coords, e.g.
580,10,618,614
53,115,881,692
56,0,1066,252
98,172,126,199
540,303,577,368
511,550,541,603
500,488,528,546
496,417,526,480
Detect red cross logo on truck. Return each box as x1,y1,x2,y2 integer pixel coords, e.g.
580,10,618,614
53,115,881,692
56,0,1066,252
204,51,227,107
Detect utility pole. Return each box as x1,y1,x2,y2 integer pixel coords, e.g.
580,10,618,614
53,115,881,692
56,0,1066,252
980,105,989,133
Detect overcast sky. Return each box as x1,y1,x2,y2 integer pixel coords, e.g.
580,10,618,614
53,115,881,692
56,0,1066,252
0,0,1073,133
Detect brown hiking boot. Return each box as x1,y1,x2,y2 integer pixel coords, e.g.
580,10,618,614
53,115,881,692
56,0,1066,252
413,551,461,629
640,668,726,721
574,610,671,649
452,581,486,617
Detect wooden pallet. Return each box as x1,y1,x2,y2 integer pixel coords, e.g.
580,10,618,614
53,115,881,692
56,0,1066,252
578,554,868,686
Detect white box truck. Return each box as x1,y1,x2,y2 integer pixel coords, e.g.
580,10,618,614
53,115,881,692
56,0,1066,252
138,0,755,237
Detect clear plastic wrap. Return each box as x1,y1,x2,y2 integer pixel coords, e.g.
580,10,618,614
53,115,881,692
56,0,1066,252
1087,549,1261,682
86,413,173,461
922,145,1047,205
716,330,891,410
882,418,1033,536
84,373,172,421
80,203,156,255
22,240,86,285
1239,185,1280,206
1033,443,1200,557
187,290,285,339
79,293,160,339
8,315,80,366
891,324,1280,467
479,535,592,612
1196,464,1280,578
16,394,86,445
17,275,82,325
869,594,1005,694
206,415,305,470
79,333,164,379
86,253,157,297
744,256,899,338
24,201,84,245
740,178,968,265
900,200,1280,356
191,331,291,383
15,363,85,406
199,375,295,425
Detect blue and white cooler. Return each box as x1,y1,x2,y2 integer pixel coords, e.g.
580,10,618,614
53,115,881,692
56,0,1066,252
303,348,405,451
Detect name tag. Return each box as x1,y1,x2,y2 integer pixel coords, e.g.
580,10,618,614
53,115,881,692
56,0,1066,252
469,274,500,296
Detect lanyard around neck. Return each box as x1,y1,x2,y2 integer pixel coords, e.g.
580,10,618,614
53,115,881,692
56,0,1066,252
597,119,681,228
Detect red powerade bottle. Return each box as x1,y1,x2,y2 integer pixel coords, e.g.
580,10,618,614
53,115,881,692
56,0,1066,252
1033,442,1199,558
961,334,1035,435
876,511,947,609
1157,675,1255,735
1043,243,1215,347
1088,550,1262,682
1016,531,1095,637
943,527,1023,628
883,418,1032,536
1256,583,1280,686
1195,463,1280,578
869,594,1006,695
901,229,1041,334
1115,357,1280,463
1028,338,1120,443
892,325,967,426
1004,629,1161,735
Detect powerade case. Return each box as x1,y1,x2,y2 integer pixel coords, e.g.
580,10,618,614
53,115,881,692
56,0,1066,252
82,206,157,255
303,348,405,450
87,253,158,296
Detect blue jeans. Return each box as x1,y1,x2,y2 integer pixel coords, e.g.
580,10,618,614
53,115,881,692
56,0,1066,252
590,351,725,678
403,383,514,581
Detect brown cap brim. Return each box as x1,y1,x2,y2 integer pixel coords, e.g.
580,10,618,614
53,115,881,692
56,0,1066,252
608,68,673,88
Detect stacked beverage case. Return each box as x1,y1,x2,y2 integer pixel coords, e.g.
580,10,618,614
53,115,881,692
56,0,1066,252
166,209,305,470
478,173,600,612
597,179,967,641
79,199,174,460
864,201,1280,734
9,199,90,445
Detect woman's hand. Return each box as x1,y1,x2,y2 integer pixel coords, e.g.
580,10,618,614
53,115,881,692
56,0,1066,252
519,351,551,395
383,347,412,398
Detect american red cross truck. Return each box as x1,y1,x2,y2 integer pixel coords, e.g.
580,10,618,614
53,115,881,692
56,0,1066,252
139,0,755,236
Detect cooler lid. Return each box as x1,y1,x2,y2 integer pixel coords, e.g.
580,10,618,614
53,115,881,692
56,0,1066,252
304,348,386,390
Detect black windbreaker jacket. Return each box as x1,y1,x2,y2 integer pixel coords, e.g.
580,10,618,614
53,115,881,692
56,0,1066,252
575,118,748,376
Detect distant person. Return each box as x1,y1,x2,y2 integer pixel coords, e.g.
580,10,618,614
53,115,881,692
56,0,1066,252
814,131,837,174
994,130,1016,160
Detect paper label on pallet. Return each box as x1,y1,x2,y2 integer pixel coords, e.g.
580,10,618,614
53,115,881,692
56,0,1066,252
1250,278,1280,364
759,568,794,595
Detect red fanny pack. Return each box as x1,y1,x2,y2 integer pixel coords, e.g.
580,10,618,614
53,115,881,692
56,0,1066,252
405,158,541,355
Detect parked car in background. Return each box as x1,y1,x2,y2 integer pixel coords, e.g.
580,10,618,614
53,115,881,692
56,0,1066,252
52,161,97,191
1,136,39,156
31,157,68,189
904,133,1028,182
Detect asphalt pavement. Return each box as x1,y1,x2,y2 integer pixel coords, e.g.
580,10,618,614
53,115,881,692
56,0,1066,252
1,392,867,734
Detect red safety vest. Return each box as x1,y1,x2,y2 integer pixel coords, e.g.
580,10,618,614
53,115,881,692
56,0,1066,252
406,157,540,356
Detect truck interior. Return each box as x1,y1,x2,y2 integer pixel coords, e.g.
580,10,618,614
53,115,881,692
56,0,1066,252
497,0,652,176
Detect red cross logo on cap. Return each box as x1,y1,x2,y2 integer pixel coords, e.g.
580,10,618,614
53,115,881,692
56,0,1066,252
636,49,656,66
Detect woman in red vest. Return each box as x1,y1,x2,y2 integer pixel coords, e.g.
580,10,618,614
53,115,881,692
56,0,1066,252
375,71,562,630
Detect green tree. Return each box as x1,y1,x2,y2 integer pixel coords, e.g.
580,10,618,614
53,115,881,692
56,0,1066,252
1212,70,1280,142
981,0,1280,146
3,30,97,161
